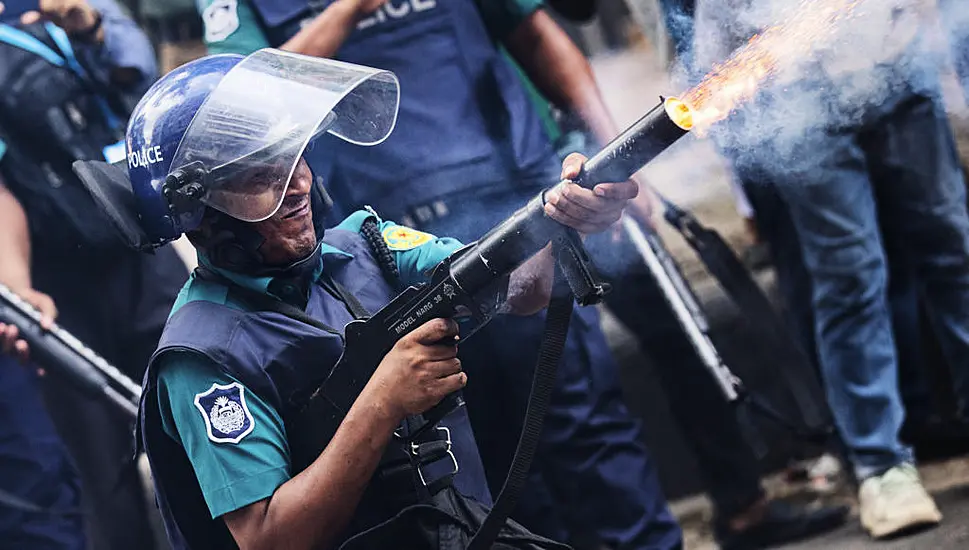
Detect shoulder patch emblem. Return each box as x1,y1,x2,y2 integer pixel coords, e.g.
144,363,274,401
382,225,433,251
202,0,240,43
194,382,255,444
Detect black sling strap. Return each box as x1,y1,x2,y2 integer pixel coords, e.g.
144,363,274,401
467,266,572,550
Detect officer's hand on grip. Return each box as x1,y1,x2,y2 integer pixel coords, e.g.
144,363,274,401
544,152,639,234
369,318,466,420
0,287,57,366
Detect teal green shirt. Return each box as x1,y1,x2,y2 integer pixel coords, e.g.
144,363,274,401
197,0,545,56
157,210,462,519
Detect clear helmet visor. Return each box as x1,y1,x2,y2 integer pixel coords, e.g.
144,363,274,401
169,49,400,222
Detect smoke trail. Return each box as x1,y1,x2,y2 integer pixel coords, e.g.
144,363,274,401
674,0,966,176
937,0,969,106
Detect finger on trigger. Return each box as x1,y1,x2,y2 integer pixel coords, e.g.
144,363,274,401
434,318,459,341
415,318,454,343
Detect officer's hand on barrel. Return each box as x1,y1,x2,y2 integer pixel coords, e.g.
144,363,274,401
370,318,466,419
0,287,57,366
21,0,103,40
545,152,639,234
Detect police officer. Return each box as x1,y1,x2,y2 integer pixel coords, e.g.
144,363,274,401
61,48,642,549
0,1,186,548
196,2,683,548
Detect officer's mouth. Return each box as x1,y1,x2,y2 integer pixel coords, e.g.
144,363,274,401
280,196,310,220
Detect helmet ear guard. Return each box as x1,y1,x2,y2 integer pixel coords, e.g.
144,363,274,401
72,159,160,252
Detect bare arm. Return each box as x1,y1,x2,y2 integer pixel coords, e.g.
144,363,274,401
279,0,385,58
503,8,619,145
503,9,658,224
0,181,31,291
0,179,57,360
222,320,465,550
223,389,399,550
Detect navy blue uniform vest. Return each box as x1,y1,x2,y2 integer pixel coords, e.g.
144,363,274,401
138,229,492,549
0,22,127,256
247,0,560,217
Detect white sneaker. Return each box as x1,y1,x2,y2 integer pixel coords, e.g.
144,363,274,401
858,463,942,539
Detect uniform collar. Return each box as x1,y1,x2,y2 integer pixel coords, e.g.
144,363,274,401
197,240,354,300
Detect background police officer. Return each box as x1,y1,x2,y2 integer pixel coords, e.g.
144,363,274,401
0,0,186,548
195,2,683,547
68,49,642,550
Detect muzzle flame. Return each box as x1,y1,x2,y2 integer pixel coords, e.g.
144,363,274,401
663,97,694,130
678,0,865,133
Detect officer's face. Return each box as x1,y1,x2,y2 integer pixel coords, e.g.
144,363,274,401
251,157,318,266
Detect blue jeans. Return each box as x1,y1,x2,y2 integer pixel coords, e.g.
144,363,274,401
766,94,969,480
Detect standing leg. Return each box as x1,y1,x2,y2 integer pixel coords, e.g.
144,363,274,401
771,129,908,481
770,125,940,538
867,94,969,423
592,227,847,549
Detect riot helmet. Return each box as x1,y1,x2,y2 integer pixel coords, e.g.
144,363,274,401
73,49,400,251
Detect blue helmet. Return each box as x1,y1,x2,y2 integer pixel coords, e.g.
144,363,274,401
126,53,245,244
77,49,401,250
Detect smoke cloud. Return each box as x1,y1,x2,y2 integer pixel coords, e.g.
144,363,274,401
665,0,969,177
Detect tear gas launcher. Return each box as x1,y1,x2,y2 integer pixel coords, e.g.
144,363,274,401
0,282,141,419
305,97,696,445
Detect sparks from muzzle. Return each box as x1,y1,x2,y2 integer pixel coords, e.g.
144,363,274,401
679,0,865,132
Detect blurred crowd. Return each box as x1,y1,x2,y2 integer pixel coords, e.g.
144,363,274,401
1,0,969,549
